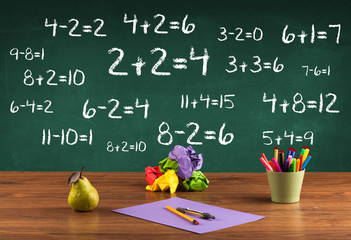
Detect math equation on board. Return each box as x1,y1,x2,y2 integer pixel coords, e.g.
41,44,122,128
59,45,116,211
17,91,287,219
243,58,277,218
8,14,342,154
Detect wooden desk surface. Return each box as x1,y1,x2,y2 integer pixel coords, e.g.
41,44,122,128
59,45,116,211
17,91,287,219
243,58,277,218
0,172,350,239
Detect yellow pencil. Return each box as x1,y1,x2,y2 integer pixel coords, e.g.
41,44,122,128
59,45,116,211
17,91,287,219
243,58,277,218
166,206,199,225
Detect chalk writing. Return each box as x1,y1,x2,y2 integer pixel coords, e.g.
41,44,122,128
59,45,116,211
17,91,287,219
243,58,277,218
262,131,314,145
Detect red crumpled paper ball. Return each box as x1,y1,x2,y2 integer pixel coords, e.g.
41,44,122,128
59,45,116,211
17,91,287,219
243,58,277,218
145,166,163,185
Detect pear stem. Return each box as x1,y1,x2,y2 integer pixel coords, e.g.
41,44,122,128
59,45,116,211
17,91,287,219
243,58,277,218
79,166,85,179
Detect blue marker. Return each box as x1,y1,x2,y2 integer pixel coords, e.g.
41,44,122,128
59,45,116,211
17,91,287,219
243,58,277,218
284,156,291,172
285,149,291,164
290,148,296,158
302,154,312,170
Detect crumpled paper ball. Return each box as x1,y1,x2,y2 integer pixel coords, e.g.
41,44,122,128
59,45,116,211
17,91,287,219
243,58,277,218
145,166,164,185
182,171,209,191
159,157,178,174
146,170,179,194
168,145,203,179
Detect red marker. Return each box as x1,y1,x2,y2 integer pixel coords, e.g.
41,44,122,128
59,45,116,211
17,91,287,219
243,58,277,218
260,157,273,171
261,153,268,162
299,154,304,171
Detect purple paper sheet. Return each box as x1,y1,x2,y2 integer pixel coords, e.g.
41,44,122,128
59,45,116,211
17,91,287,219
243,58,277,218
112,197,264,234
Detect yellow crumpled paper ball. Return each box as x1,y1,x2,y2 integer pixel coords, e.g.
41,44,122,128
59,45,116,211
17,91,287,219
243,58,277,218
146,170,179,194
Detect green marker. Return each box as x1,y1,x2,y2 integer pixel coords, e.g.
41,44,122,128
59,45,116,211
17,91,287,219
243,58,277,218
289,158,296,172
300,146,305,158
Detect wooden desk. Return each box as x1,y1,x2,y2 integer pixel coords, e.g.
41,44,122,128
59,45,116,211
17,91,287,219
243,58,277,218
0,172,350,239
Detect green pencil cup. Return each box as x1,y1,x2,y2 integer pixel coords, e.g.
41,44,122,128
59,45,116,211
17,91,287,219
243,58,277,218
266,170,305,203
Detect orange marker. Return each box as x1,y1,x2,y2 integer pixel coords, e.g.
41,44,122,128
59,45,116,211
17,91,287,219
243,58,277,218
268,161,277,172
296,158,300,172
166,206,199,225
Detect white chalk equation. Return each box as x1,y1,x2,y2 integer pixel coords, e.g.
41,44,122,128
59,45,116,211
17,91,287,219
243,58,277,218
45,18,106,37
10,100,53,114
262,130,314,146
282,24,341,44
82,98,149,119
42,129,93,145
157,122,234,146
123,14,195,35
302,65,331,77
217,26,264,42
225,56,284,73
10,48,44,61
180,94,235,109
263,92,340,114
108,47,209,76
23,69,85,86
106,140,147,153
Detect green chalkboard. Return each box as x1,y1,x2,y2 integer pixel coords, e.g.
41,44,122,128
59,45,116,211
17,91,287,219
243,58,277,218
1,0,350,172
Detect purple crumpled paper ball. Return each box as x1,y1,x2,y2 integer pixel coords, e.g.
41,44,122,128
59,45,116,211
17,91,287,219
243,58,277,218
168,145,203,179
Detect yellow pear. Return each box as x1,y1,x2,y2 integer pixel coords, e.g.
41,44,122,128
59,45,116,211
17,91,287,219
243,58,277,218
68,167,99,211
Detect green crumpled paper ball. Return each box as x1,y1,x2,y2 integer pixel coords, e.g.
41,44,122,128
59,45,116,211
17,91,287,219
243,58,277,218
182,171,209,191
159,157,178,174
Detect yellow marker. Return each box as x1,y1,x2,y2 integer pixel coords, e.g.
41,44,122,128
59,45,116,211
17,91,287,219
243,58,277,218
166,206,199,225
303,146,310,163
274,147,278,163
